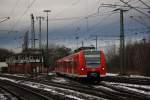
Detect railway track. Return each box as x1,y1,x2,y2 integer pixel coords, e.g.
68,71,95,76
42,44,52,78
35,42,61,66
0,87,18,100
103,76,150,85
97,82,150,100
0,74,128,100
0,79,52,100
1,73,150,100
36,76,150,100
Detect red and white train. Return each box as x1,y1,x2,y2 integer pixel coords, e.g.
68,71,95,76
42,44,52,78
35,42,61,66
55,48,107,81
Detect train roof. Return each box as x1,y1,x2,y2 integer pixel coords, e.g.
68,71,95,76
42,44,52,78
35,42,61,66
56,51,81,62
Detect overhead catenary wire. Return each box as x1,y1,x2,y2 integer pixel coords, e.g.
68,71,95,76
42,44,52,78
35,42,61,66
100,3,150,10
10,0,37,32
130,16,150,29
9,0,20,17
120,0,150,18
138,0,150,9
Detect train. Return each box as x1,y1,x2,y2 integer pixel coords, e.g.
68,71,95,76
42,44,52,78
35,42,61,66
55,47,107,82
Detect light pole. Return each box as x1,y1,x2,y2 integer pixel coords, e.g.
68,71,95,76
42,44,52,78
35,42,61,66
43,10,51,71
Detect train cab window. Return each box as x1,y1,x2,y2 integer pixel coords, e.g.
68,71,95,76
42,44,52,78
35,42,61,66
84,51,100,68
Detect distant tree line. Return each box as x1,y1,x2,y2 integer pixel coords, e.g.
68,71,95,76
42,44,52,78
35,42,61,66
0,48,14,62
42,44,71,70
107,40,150,76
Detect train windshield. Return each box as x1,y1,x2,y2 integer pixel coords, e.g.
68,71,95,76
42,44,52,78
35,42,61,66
84,51,100,68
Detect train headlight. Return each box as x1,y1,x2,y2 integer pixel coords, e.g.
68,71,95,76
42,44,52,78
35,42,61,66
81,68,84,71
102,67,105,70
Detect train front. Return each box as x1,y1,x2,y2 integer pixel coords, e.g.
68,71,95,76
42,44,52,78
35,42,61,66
79,50,106,81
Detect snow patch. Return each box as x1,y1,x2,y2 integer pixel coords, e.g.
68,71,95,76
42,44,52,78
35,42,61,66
0,76,106,100
129,75,150,79
94,85,116,92
66,95,84,100
106,73,119,76
3,73,26,78
0,77,17,83
103,82,150,96
0,94,7,100
48,72,56,76
51,77,68,83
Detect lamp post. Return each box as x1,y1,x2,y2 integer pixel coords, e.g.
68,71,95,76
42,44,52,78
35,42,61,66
43,10,51,71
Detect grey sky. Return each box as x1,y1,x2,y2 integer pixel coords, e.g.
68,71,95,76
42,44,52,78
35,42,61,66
0,0,150,52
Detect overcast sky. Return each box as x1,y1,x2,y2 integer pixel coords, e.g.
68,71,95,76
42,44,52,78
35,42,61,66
0,0,150,52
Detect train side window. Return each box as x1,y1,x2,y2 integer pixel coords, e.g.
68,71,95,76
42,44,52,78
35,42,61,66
71,61,74,67
74,61,77,67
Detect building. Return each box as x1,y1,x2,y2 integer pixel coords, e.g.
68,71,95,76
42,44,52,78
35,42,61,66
6,49,48,74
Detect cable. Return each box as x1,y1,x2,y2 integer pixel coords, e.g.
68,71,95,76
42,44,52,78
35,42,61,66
120,0,150,18
130,16,150,29
10,0,37,32
88,12,117,31
9,0,20,16
100,3,149,10
49,0,81,18
138,0,150,9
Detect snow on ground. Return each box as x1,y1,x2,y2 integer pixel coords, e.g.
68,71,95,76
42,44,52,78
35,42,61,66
0,77,18,83
0,94,7,100
129,75,150,79
51,77,69,83
0,77,106,100
103,82,150,95
22,81,105,100
0,88,18,100
48,72,56,76
106,73,150,79
93,85,116,93
106,73,119,76
2,73,26,78
116,85,150,95
105,82,150,90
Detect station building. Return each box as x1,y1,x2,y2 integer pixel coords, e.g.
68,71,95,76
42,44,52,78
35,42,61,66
6,49,48,74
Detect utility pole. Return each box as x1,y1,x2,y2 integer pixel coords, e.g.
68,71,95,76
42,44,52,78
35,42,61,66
96,35,97,51
43,10,51,71
36,16,44,73
92,35,98,51
117,9,127,75
82,41,84,47
75,36,79,48
36,16,44,49
75,27,80,49
120,9,124,75
31,14,35,48
98,3,128,75
22,31,29,51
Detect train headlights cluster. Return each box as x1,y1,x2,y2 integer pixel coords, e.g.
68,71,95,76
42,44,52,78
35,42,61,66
81,68,84,71
102,67,105,70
